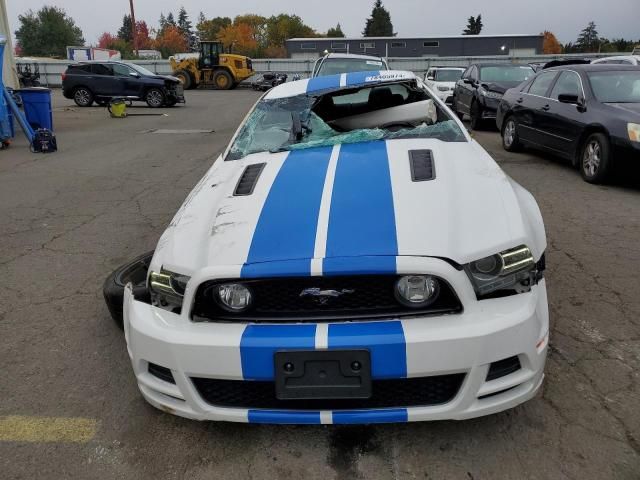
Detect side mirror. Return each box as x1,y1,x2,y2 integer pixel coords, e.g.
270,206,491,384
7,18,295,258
558,93,580,104
426,75,435,81
129,72,140,78
463,78,473,84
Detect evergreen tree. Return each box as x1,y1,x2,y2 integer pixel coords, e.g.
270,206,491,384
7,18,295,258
327,23,345,38
362,0,394,37
166,12,176,27
462,15,483,35
177,7,192,36
159,13,167,33
576,21,600,52
117,14,133,43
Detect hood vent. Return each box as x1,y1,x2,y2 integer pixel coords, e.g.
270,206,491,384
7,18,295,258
409,150,435,181
234,163,266,196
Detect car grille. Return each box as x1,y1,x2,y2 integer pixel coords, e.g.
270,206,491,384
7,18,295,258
191,374,465,410
191,275,462,322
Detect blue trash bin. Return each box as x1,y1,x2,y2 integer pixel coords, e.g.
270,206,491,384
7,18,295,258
18,87,54,131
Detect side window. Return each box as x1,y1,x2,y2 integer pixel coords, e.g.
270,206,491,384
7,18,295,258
527,71,557,97
91,64,113,76
112,64,132,76
550,72,582,100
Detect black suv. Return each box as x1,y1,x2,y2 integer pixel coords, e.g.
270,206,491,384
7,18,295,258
452,63,535,129
62,61,185,108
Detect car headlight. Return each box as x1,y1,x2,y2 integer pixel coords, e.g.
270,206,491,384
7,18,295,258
464,245,540,297
215,283,253,312
479,88,503,99
437,85,449,92
149,269,190,312
395,275,440,308
628,123,640,143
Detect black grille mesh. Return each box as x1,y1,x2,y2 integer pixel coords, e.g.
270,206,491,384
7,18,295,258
192,374,465,410
192,275,462,322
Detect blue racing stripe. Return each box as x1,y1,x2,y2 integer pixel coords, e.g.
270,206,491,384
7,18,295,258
240,324,316,380
324,140,398,269
323,256,396,276
306,74,342,93
345,70,380,86
332,409,408,424
248,410,321,424
328,321,407,379
241,147,332,277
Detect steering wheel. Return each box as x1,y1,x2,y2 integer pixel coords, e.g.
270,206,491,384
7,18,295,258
380,121,414,132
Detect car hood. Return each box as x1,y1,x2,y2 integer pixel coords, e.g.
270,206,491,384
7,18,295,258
156,139,542,275
146,74,181,83
605,102,640,117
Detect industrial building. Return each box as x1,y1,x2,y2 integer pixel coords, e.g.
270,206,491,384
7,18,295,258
286,34,544,59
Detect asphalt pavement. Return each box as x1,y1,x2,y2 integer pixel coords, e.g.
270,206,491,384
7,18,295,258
1,90,639,479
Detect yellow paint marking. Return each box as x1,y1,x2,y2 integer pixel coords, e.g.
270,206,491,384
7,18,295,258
0,416,97,443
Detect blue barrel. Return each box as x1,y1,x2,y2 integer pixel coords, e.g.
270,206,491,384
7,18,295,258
18,88,54,131
0,37,13,142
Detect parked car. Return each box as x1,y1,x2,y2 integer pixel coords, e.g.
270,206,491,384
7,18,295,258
497,64,640,183
311,53,389,77
251,72,288,91
424,66,465,105
62,61,185,108
453,63,535,129
591,55,640,66
109,70,548,425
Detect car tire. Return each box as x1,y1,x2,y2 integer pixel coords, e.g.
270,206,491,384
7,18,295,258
469,100,483,130
73,87,94,107
213,70,233,90
174,69,192,90
580,133,612,184
502,116,523,152
145,88,165,108
103,251,154,330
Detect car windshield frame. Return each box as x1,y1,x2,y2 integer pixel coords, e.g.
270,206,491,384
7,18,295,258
226,80,467,161
318,58,386,76
434,69,464,82
479,65,535,83
586,70,640,103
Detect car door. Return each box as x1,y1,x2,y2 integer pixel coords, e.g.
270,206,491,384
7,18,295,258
543,70,587,156
425,68,436,90
517,70,558,146
455,66,476,114
112,63,144,98
89,63,117,96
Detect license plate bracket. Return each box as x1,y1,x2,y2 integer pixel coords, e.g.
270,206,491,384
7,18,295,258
274,350,371,400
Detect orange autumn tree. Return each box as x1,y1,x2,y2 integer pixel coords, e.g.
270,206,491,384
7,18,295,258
543,30,562,54
153,25,188,57
217,23,258,57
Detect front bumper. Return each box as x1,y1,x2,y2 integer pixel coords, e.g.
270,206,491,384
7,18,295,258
123,258,548,424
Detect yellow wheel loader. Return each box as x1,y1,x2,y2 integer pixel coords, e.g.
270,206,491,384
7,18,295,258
170,41,253,90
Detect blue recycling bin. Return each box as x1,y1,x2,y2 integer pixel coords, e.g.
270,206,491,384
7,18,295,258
0,37,13,142
18,87,54,131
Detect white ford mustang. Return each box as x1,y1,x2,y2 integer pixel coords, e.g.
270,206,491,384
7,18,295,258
122,70,549,424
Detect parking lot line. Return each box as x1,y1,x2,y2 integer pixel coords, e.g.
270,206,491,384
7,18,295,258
0,416,97,443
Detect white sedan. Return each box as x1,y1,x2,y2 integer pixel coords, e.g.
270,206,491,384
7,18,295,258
424,66,465,105
121,70,549,424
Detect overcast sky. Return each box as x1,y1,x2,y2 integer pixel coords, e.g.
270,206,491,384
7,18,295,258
7,0,639,45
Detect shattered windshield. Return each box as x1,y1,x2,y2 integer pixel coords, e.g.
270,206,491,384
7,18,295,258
227,81,466,160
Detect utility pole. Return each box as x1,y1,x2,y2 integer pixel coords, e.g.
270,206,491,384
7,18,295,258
129,0,138,56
